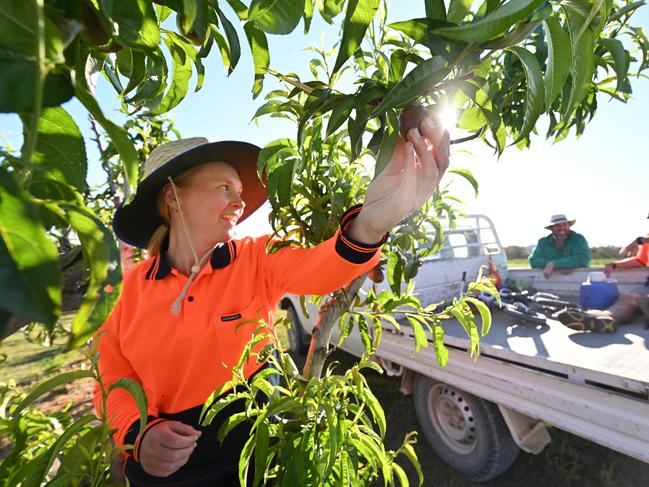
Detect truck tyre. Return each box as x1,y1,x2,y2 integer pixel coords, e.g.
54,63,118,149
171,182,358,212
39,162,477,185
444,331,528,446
285,305,309,355
413,376,519,481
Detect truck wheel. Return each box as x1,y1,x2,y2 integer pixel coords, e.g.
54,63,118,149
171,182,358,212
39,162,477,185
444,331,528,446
413,376,519,481
285,305,309,355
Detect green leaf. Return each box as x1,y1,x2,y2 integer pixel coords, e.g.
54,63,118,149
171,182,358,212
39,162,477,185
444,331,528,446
0,0,75,113
407,316,429,353
372,57,448,116
432,320,448,366
243,22,270,98
99,0,160,52
303,0,315,32
326,95,356,136
599,38,629,92
332,0,381,74
543,17,571,109
212,7,241,75
450,305,480,358
507,46,544,144
75,84,139,195
0,169,61,329
425,0,447,20
109,378,149,435
388,18,452,45
249,0,305,35
57,204,121,348
14,370,94,416
252,420,270,485
121,49,146,96
432,0,547,42
375,110,399,176
149,34,193,115
447,0,472,24
319,0,347,23
465,296,492,335
20,107,87,195
562,2,596,117
449,168,478,196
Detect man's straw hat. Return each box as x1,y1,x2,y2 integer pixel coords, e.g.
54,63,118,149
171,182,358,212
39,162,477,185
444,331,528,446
544,214,576,230
113,138,266,248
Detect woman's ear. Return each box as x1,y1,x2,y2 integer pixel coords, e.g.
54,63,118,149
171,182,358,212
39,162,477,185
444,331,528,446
162,183,178,211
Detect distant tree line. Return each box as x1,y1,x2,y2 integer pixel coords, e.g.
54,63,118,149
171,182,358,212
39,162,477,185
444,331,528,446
505,246,620,260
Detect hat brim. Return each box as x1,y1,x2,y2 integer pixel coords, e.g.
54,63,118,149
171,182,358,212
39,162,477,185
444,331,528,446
113,141,266,248
545,220,576,230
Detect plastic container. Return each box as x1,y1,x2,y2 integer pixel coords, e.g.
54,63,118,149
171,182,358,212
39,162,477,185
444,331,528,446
579,279,619,309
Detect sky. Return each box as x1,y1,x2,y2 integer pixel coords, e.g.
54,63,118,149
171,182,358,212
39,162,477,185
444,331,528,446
1,2,648,247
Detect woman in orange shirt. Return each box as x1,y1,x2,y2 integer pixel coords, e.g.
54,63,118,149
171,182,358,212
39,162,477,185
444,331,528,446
95,116,450,486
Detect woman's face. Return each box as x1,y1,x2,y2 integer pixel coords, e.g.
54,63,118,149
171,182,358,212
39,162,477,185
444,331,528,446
166,162,245,245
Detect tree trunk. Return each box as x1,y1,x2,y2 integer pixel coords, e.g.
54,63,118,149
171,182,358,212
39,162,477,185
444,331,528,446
302,272,368,380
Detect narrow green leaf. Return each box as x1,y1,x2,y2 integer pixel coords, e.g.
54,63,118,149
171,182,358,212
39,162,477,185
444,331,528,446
253,420,269,486
432,0,547,42
0,169,61,328
14,370,94,416
387,18,451,45
425,0,447,20
109,378,148,435
543,16,572,109
149,34,193,115
303,0,315,32
465,296,492,335
332,0,381,74
449,168,478,196
326,95,355,136
249,0,305,35
75,84,139,195
211,20,239,75
243,22,270,98
121,49,146,96
599,38,629,92
407,316,429,353
447,0,472,24
507,46,544,144
375,109,399,177
432,321,448,366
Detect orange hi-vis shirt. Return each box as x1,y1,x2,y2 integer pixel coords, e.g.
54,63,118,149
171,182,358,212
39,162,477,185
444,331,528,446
93,206,384,451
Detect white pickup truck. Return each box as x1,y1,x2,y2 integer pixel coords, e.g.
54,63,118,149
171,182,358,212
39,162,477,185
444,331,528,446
280,215,649,481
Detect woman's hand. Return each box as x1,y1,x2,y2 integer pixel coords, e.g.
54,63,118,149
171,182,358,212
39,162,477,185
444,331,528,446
139,420,201,477
349,116,450,243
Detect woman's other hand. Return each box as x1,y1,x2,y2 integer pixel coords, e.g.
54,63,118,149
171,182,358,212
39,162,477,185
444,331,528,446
349,115,450,243
139,420,201,477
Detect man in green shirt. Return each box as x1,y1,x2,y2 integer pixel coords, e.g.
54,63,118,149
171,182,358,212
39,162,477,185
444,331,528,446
529,214,592,278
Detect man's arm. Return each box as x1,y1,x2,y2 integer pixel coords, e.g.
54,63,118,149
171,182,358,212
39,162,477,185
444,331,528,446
528,239,548,268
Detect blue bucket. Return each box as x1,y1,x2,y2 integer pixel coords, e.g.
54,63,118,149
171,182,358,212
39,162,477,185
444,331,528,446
579,280,619,309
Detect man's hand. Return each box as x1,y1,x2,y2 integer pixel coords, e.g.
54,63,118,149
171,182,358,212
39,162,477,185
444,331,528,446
349,116,450,243
543,261,554,279
139,421,201,478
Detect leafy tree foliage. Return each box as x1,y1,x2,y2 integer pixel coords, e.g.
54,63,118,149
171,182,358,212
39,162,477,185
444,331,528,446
0,0,647,485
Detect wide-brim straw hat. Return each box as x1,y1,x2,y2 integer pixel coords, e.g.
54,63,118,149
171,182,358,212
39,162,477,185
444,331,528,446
545,214,576,230
113,138,266,248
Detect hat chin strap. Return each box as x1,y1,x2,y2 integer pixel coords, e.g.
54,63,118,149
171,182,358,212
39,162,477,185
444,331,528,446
168,177,215,315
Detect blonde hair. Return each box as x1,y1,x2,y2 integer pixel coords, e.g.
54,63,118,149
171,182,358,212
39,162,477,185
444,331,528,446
146,169,196,256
